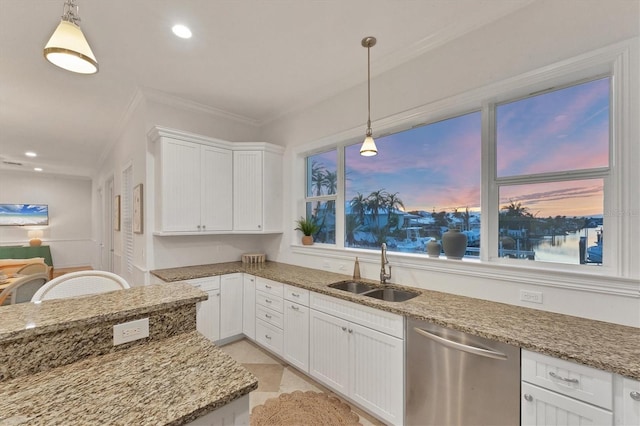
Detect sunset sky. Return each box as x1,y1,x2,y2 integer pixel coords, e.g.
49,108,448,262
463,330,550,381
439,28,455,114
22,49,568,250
338,77,609,218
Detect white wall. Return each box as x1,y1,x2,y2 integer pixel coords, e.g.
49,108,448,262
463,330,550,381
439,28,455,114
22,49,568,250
92,91,278,283
261,1,640,326
0,170,92,268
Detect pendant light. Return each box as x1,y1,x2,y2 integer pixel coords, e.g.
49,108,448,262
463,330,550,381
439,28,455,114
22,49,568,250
44,0,98,74
360,36,377,156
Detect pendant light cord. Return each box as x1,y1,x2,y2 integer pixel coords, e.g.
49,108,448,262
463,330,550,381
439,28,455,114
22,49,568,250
367,44,372,134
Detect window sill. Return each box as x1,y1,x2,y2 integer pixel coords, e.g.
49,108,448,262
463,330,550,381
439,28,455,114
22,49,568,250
290,243,638,297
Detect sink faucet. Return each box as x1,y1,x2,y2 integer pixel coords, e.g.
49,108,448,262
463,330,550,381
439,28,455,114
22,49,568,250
380,243,392,284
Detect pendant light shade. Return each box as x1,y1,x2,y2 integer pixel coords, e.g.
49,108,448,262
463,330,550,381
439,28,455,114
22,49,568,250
44,0,98,74
360,36,377,157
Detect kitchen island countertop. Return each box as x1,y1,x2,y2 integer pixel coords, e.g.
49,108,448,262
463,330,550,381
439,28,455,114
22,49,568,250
152,261,640,381
0,331,257,425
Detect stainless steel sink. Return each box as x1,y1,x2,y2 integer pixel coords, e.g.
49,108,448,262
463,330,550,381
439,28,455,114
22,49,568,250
328,281,376,293
361,288,419,302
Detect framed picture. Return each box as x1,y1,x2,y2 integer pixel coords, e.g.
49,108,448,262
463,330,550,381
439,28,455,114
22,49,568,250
114,195,121,231
133,184,143,234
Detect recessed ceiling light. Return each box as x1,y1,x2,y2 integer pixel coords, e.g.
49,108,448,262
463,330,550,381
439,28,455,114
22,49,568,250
34,167,43,172
172,24,192,39
25,151,37,157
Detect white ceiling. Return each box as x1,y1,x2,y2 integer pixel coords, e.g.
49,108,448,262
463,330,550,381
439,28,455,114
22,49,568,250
0,0,532,178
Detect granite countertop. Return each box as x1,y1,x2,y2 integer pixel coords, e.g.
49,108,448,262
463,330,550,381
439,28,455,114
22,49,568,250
0,331,258,425
152,261,640,380
0,282,207,344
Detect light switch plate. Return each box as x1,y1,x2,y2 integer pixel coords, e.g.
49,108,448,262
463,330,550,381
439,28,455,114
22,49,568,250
113,318,149,345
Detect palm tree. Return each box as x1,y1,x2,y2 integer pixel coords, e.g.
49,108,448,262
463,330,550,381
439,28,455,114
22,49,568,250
345,214,361,247
367,189,388,229
385,192,405,229
310,161,326,197
323,170,338,212
350,193,367,227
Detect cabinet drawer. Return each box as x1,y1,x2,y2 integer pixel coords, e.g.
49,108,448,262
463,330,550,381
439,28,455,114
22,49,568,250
522,382,613,426
284,284,309,306
256,319,283,356
522,350,613,409
256,290,284,313
310,292,404,338
185,276,220,291
256,305,284,329
256,277,284,297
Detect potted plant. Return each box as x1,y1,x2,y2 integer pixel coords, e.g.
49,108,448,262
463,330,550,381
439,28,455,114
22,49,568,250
294,216,320,245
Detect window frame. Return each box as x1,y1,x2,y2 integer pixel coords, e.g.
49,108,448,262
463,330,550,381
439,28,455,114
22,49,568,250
293,39,637,290
486,75,612,268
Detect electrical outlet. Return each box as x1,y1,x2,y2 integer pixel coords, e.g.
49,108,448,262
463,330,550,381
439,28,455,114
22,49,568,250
338,263,346,271
113,318,149,345
520,290,543,304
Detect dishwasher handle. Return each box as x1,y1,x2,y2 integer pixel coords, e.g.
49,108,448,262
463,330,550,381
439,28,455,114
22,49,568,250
413,327,509,360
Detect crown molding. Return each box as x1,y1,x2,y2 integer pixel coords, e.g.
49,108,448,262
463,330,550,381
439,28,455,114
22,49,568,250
140,87,261,127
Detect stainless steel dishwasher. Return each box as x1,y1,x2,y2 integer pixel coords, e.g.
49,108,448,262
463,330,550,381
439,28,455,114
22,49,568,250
406,318,520,425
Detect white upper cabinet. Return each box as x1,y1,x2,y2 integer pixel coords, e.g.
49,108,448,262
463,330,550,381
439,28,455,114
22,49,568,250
156,137,203,232
201,145,233,231
149,127,283,235
233,146,283,232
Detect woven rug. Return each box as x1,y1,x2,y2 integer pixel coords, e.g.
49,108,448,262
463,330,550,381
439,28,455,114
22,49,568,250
250,390,362,425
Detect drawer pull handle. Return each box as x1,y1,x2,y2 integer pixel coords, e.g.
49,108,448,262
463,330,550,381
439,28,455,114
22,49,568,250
348,329,353,334
265,285,272,289
265,299,272,303
265,334,271,340
265,314,272,319
549,371,579,384
341,326,347,331
523,394,533,402
291,305,299,310
631,391,640,401
291,292,300,297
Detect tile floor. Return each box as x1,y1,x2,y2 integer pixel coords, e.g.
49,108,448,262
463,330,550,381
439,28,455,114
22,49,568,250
219,338,384,426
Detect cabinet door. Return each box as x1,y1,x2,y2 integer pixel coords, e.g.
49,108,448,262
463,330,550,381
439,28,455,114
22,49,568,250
201,145,232,231
350,321,404,425
242,275,256,340
160,138,201,232
197,288,220,342
233,150,263,231
522,382,613,426
615,376,640,426
284,301,309,373
309,309,349,394
220,273,244,340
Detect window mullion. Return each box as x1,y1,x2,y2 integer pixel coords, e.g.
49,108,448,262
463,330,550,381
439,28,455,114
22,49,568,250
482,101,497,262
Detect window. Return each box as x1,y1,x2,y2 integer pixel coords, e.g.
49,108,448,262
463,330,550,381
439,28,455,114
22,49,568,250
305,150,337,244
495,77,609,265
298,41,632,280
344,112,481,255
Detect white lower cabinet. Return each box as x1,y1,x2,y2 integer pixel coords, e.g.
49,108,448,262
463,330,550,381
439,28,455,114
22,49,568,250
522,381,613,425
309,293,404,425
242,275,256,340
283,285,310,373
522,349,614,426
186,277,221,342
220,273,244,340
614,375,640,426
255,277,285,356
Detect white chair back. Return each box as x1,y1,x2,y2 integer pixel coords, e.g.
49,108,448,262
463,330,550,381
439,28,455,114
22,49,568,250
0,273,49,305
31,270,130,302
